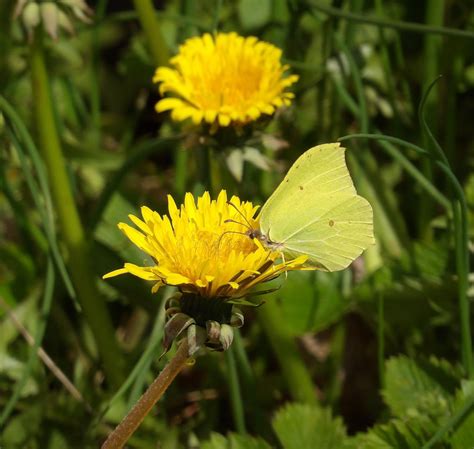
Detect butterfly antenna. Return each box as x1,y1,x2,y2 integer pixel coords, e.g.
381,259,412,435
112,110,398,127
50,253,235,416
224,218,251,230
227,201,254,229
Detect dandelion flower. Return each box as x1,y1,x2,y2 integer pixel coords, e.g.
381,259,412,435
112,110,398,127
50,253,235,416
104,190,305,298
104,190,306,352
153,32,299,128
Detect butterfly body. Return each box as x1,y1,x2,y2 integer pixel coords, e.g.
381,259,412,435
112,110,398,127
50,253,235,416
246,228,284,252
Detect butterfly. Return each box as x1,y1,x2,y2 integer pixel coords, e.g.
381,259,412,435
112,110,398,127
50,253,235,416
242,142,374,271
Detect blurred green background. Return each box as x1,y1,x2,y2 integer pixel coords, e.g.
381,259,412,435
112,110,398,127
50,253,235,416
1,0,474,448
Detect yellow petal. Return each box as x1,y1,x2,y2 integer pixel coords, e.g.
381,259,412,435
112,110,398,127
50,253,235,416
128,214,151,235
118,223,154,255
123,263,157,280
156,97,185,113
165,273,192,285
102,267,128,279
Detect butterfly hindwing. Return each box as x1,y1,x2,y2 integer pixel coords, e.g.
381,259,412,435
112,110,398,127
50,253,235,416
281,195,374,271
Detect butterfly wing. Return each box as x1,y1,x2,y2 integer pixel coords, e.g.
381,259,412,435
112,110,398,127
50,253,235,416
259,143,374,271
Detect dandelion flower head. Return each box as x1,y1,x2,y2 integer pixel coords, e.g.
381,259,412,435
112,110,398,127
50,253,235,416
153,32,299,128
104,191,306,299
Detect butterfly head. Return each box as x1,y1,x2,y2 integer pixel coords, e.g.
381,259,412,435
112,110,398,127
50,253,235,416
246,228,284,252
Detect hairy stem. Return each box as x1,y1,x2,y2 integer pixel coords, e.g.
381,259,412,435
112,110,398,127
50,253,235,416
101,339,190,449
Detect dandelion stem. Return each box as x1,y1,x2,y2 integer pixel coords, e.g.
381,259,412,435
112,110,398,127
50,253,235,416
132,0,170,67
30,28,124,387
101,339,190,449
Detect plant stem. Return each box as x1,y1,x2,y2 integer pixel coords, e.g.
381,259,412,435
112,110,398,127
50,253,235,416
418,79,473,378
419,0,444,238
213,0,223,32
225,346,247,433
208,147,222,196
232,330,255,390
1,97,75,298
308,0,474,39
133,0,170,67
101,339,190,449
90,0,109,148
174,147,187,200
30,28,124,387
231,330,268,432
258,301,317,405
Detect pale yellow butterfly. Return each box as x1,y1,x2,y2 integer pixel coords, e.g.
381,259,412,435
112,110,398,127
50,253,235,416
250,142,374,271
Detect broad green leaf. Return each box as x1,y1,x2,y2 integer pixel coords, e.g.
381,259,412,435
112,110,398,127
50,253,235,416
94,193,147,265
383,356,455,419
399,241,448,279
272,403,346,449
355,268,456,338
276,270,347,335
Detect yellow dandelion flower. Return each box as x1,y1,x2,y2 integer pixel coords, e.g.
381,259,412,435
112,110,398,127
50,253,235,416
104,190,306,300
153,32,299,128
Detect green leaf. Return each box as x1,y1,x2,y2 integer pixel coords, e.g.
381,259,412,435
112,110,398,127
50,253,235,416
450,381,474,449
238,0,271,30
399,241,448,279
2,403,42,448
201,432,272,449
94,193,147,265
351,416,444,449
272,403,346,449
46,430,69,449
0,353,38,396
355,268,456,340
277,270,347,335
0,293,40,350
351,358,467,449
383,356,456,420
